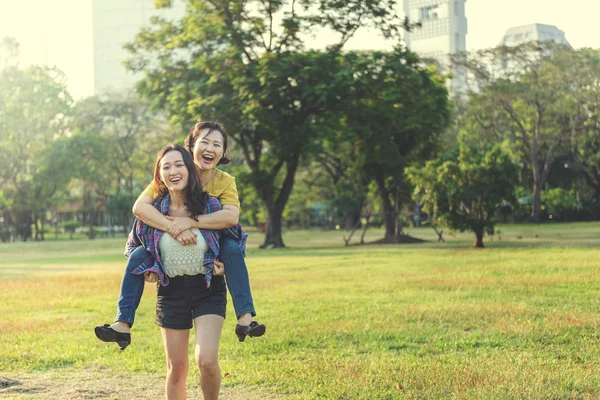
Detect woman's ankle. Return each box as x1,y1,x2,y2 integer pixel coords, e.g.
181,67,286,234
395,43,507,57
237,313,253,326
110,321,131,333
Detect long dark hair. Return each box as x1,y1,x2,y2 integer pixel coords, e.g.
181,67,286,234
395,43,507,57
184,120,231,165
153,144,208,219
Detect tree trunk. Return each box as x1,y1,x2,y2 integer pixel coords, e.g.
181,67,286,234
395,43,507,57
382,201,395,239
531,156,554,222
590,167,600,220
18,211,32,241
394,184,400,243
41,217,45,241
360,216,371,244
33,213,40,241
83,189,96,240
345,211,361,230
531,170,542,223
261,206,285,248
343,218,362,246
593,185,600,220
374,174,397,240
259,157,299,248
88,210,96,240
473,230,485,248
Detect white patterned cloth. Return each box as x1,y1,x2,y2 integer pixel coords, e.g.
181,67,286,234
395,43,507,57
159,228,208,277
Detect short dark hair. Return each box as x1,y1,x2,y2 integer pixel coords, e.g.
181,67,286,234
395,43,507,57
184,121,231,165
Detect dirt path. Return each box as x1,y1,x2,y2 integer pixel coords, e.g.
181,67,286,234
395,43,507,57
0,371,288,400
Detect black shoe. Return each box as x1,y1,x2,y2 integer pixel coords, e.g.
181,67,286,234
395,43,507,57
94,324,131,351
235,321,266,342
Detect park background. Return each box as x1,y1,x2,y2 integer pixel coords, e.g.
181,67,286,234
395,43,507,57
1,0,600,399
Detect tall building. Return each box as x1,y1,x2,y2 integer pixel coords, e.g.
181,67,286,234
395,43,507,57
91,0,185,94
403,0,468,93
500,24,571,47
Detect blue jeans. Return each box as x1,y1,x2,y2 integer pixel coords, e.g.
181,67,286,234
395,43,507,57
220,236,256,319
114,246,149,327
114,236,256,326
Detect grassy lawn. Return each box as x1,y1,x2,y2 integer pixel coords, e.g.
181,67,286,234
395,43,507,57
0,223,599,399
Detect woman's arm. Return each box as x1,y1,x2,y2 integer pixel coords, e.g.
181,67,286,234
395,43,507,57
166,205,240,234
132,194,197,245
132,193,172,231
194,204,240,228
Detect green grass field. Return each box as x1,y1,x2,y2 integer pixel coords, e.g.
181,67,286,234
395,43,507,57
1,223,599,399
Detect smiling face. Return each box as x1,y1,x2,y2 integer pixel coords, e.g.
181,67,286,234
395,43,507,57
159,150,189,192
193,128,225,170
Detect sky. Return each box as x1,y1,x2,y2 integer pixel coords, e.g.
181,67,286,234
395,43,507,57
0,0,598,99
0,0,93,98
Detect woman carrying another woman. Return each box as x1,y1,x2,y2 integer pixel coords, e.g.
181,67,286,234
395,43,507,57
95,121,264,350
124,143,239,399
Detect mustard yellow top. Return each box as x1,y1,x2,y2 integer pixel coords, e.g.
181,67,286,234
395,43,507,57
142,169,240,208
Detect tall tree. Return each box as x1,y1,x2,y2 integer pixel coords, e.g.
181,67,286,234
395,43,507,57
126,0,406,248
456,42,578,222
566,48,600,218
341,50,451,242
49,130,113,239
316,138,369,230
0,65,72,240
407,144,518,248
69,93,174,229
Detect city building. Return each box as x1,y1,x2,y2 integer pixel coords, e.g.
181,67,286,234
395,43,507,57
500,23,571,47
403,0,468,94
92,0,185,94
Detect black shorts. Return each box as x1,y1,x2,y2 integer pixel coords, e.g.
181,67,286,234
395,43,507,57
156,274,226,330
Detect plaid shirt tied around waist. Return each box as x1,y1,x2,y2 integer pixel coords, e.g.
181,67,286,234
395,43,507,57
125,194,247,288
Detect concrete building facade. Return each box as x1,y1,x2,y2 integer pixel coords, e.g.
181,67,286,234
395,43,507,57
91,0,185,94
500,23,571,47
403,0,468,93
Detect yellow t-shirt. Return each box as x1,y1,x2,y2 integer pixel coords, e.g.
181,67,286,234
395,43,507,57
142,169,240,208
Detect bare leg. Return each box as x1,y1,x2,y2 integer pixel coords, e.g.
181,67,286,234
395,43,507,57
161,328,190,400
194,314,224,400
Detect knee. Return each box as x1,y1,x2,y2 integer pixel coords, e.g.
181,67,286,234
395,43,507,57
220,237,242,257
127,246,150,271
196,355,220,377
167,358,189,381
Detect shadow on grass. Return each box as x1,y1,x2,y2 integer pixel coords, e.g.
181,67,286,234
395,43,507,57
247,239,599,256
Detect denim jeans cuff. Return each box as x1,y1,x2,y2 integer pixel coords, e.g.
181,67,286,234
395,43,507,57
235,308,256,319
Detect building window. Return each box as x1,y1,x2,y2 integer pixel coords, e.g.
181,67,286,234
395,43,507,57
420,5,440,22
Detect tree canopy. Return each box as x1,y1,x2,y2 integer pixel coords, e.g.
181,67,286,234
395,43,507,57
408,144,518,247
125,0,429,247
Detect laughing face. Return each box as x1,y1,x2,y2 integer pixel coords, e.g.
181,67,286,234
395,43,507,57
159,150,189,192
193,129,225,170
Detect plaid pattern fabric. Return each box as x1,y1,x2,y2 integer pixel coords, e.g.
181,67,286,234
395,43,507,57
125,195,247,288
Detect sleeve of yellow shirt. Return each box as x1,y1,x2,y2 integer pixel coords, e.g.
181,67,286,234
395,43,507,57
218,179,241,208
141,182,155,200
